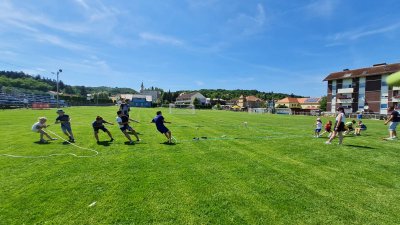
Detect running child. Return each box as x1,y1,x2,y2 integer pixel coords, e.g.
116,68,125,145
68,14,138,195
320,120,332,137
116,110,140,144
32,117,57,143
55,109,75,142
151,111,172,143
314,118,322,137
354,120,367,136
92,116,114,143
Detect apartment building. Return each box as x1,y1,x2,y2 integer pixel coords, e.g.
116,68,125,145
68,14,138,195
323,62,400,114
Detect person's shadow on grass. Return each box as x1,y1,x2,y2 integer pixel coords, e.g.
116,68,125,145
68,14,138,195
97,141,110,146
33,141,50,145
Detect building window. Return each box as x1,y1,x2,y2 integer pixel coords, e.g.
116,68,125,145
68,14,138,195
380,104,388,109
359,83,365,88
358,94,365,99
382,80,388,87
332,85,336,91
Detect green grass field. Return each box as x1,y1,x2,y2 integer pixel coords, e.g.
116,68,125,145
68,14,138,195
0,107,399,224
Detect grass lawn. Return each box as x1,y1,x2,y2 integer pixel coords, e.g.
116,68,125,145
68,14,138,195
0,106,399,224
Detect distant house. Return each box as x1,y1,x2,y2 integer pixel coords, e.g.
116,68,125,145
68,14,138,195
237,95,263,108
131,94,152,107
246,96,263,108
175,92,206,105
140,82,160,103
298,97,321,110
276,97,321,114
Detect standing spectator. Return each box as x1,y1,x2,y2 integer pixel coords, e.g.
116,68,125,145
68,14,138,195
325,107,346,145
384,106,399,140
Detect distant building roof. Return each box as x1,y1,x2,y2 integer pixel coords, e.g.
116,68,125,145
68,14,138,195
176,92,203,100
246,96,262,102
276,97,299,104
323,62,400,81
132,94,152,102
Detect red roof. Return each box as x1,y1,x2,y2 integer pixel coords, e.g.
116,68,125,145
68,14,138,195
276,97,299,103
323,62,400,81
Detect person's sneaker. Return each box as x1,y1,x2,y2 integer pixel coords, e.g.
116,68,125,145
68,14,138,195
136,139,140,142
70,139,75,143
129,140,134,144
39,139,48,143
325,141,331,144
110,138,114,142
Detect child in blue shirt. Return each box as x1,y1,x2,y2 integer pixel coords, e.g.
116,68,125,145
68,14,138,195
151,111,172,143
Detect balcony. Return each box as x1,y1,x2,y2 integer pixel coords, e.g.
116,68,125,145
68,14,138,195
393,86,400,91
337,98,353,104
337,88,354,94
392,96,400,102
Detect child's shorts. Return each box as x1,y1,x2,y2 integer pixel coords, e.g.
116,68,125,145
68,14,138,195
61,124,72,133
315,128,321,133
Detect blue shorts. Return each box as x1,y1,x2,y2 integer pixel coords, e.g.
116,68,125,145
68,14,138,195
315,128,321,133
120,125,133,132
389,122,399,131
94,126,108,132
61,124,72,133
157,126,169,134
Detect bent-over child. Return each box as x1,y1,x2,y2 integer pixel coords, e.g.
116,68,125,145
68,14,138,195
320,120,333,137
354,120,367,136
32,117,57,143
151,111,172,143
116,110,140,144
93,116,114,143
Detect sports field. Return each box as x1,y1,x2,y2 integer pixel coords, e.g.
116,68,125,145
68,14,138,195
0,107,399,224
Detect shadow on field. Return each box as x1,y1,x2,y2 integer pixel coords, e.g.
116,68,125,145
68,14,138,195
124,141,135,145
33,141,50,144
160,142,176,145
97,141,110,146
345,144,375,149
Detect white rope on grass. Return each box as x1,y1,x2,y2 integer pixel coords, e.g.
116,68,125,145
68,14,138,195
0,129,99,159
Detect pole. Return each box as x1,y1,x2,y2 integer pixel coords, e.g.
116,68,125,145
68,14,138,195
55,69,62,108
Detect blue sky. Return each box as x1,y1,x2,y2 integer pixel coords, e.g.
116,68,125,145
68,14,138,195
1,0,400,97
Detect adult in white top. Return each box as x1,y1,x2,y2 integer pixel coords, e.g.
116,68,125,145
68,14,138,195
325,107,346,145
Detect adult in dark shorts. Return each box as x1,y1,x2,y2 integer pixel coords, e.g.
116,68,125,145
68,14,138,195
326,107,346,145
151,111,172,143
384,106,400,140
116,111,140,144
92,116,114,143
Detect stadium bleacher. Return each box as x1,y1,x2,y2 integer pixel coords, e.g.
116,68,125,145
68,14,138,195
0,92,66,109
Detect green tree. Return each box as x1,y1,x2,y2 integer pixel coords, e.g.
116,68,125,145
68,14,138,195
320,96,327,111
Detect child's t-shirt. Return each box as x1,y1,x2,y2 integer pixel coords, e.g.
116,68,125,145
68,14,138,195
56,114,70,127
316,121,322,129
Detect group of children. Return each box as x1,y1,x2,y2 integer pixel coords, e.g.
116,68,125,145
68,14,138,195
314,118,367,138
31,107,174,145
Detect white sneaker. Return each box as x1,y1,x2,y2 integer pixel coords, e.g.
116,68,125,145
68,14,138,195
325,141,331,144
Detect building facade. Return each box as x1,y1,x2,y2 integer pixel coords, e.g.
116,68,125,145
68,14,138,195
175,92,206,105
324,63,400,114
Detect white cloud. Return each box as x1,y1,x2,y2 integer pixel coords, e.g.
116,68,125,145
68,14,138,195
330,22,400,41
305,0,339,17
139,32,184,46
195,80,204,86
226,3,267,36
